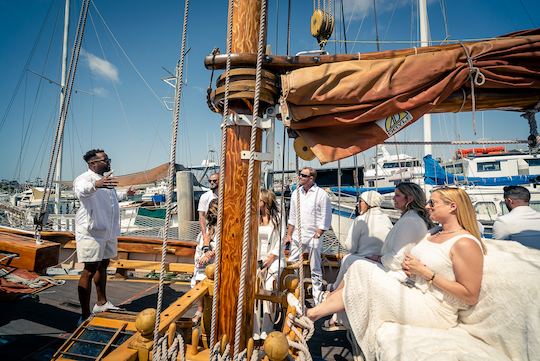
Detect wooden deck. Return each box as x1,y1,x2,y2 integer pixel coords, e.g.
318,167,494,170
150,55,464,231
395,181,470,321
0,277,353,360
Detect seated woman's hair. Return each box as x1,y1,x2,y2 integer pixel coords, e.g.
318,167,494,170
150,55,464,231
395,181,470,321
260,188,280,228
432,187,486,254
206,199,219,237
395,182,434,228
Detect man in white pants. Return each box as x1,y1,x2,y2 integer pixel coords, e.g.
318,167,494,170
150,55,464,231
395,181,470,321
286,167,332,305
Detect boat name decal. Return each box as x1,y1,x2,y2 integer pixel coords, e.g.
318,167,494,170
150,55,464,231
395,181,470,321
376,111,414,136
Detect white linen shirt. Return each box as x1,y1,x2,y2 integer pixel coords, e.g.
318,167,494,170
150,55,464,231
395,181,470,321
198,190,217,213
73,169,123,243
288,184,332,245
341,207,393,257
380,210,428,270
493,205,540,249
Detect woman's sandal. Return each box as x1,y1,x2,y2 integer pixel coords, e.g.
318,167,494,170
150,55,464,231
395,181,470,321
322,319,347,332
192,310,203,325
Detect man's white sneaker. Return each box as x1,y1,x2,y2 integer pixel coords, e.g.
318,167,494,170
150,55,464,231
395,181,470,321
92,301,120,313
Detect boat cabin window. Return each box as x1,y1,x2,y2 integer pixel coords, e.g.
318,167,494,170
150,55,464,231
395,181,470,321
382,161,419,169
525,158,540,167
477,161,501,172
443,163,464,175
474,201,498,218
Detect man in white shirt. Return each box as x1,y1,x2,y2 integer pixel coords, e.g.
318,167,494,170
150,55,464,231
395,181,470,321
286,167,332,305
74,149,135,323
493,185,540,249
198,172,219,249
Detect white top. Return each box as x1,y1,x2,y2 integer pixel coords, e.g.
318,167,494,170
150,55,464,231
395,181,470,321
191,231,216,286
341,207,393,257
258,221,285,273
198,190,217,212
493,205,540,249
74,169,125,242
381,210,428,270
411,232,483,309
287,184,332,244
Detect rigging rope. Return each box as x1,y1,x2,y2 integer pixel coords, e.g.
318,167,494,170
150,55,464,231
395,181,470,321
35,0,90,244
152,1,190,358
210,0,235,349
294,155,306,314
233,0,268,356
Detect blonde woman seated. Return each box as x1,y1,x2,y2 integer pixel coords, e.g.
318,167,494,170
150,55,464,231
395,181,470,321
253,189,285,340
190,199,218,324
307,187,486,361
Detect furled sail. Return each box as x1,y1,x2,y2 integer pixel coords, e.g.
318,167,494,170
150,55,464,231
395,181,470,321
280,28,540,163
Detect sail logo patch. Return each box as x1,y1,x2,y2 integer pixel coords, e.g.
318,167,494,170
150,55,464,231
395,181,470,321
376,111,414,136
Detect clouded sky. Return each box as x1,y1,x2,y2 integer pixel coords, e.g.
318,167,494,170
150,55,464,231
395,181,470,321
0,0,539,182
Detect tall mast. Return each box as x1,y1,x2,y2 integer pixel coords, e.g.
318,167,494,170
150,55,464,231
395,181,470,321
54,0,70,215
419,0,432,155
216,0,263,350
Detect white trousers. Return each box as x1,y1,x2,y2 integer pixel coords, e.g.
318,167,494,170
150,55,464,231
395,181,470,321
289,237,323,305
253,270,278,335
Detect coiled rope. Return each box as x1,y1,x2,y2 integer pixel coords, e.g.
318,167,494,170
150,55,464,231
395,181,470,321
152,1,190,358
154,332,185,361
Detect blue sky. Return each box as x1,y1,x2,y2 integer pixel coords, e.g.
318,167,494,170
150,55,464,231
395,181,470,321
1,0,539,182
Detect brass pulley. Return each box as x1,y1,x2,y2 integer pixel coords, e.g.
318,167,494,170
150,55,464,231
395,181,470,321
208,68,278,115
310,9,334,47
293,137,316,161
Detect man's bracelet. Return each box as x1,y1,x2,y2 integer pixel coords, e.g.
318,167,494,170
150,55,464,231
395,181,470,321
202,246,210,253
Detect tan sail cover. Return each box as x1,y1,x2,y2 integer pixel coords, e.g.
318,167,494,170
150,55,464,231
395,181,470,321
281,28,540,163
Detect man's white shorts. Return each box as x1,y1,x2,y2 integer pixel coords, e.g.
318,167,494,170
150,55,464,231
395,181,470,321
76,236,117,263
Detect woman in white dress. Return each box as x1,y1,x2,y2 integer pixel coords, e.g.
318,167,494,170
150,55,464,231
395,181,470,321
253,189,285,340
190,199,218,324
307,187,486,361
375,182,434,269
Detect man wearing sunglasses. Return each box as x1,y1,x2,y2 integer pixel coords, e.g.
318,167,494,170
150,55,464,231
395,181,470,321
73,149,135,324
198,172,219,249
286,167,332,305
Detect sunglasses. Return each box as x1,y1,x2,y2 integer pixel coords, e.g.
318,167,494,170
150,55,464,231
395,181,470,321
209,179,218,183
299,173,311,178
91,157,111,164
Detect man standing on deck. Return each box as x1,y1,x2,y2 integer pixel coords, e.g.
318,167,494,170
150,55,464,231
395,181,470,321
74,149,135,323
198,172,219,249
493,185,540,249
286,167,332,305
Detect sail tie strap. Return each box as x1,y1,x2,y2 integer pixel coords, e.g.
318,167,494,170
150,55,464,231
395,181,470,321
521,99,540,149
460,43,485,135
153,0,190,357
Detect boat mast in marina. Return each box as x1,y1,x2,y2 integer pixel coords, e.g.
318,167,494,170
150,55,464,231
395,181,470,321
54,0,70,215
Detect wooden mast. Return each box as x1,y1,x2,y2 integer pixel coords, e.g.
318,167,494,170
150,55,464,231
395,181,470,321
217,0,263,350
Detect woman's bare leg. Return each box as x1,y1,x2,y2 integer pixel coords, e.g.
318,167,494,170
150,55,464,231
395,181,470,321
306,287,345,322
